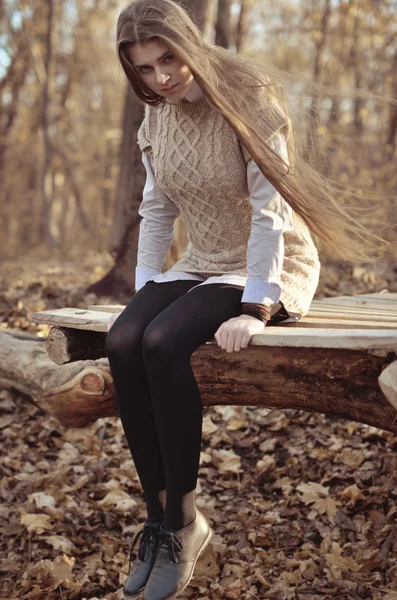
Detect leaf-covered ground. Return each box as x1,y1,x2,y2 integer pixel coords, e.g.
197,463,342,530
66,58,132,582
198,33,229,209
1,249,397,600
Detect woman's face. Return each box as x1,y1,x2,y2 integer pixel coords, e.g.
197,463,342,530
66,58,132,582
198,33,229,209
129,38,194,99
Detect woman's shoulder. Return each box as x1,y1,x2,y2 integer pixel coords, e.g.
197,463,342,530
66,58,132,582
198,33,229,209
137,104,156,157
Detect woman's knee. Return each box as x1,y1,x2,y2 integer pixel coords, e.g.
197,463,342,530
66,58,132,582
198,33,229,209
142,323,173,358
105,322,142,358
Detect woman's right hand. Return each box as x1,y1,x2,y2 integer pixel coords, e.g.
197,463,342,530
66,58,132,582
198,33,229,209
107,312,122,332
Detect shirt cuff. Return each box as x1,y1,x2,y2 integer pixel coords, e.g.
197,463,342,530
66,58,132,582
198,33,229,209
135,266,161,291
241,279,281,305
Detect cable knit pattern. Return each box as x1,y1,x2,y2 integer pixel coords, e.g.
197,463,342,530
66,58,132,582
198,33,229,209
136,95,320,318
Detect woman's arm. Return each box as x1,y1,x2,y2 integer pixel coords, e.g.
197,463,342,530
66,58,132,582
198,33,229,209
241,132,293,307
108,153,179,332
214,133,294,349
135,151,180,291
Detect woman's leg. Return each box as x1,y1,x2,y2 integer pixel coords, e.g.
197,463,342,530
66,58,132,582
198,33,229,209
105,279,200,523
141,282,245,532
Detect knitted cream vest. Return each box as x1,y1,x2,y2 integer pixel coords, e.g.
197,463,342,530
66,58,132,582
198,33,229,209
137,95,320,316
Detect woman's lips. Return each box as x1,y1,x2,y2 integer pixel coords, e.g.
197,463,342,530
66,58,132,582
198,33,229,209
163,83,179,93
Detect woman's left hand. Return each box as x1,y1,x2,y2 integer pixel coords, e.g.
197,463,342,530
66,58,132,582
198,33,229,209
214,314,266,353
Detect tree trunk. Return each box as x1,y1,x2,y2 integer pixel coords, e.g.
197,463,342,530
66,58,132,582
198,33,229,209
87,218,141,301
235,0,251,54
351,12,364,135
38,0,57,248
87,90,145,299
215,0,233,48
305,0,332,160
386,52,397,148
180,0,212,33
109,89,145,255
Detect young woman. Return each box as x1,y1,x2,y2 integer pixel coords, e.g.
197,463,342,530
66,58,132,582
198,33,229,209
106,1,384,599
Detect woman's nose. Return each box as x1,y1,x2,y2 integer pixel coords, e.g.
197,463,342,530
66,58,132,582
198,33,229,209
155,68,170,85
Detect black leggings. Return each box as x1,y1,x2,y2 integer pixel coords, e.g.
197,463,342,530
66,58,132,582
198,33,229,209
105,279,288,531
106,280,248,530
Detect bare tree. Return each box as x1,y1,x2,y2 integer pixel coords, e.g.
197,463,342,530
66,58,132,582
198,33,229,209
88,90,145,298
38,0,57,248
386,51,397,148
305,0,332,159
350,8,364,134
215,0,233,48
235,0,251,53
180,0,212,33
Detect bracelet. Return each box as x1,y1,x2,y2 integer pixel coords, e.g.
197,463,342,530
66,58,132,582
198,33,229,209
240,302,271,325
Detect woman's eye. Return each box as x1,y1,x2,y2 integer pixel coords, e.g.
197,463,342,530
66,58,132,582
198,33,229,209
139,55,174,73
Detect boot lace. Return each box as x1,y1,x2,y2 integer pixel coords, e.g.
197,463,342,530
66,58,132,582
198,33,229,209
156,530,184,564
128,522,160,571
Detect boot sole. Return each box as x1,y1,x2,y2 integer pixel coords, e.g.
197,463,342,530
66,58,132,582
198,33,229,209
162,525,214,600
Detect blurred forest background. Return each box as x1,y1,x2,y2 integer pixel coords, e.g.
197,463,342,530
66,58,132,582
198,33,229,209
2,2,397,600
1,0,397,301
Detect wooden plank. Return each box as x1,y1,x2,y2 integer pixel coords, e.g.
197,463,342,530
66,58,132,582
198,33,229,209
312,297,396,306
31,308,397,350
86,307,397,327
350,293,397,299
310,302,397,316
86,295,396,315
319,293,397,301
88,305,124,313
312,297,397,307
31,309,112,333
89,302,397,321
34,308,397,331
252,328,397,351
318,295,397,310
286,318,396,329
306,310,397,323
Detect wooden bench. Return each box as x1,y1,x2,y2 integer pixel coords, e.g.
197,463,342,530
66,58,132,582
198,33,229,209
30,292,397,433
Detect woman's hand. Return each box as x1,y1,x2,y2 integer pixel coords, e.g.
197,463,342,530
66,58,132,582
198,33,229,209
107,312,122,332
214,314,266,352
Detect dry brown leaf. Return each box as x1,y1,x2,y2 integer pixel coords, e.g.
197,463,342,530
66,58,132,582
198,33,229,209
324,541,361,573
97,489,138,512
226,418,246,431
339,447,366,468
202,415,219,435
44,535,76,553
28,492,56,509
341,483,365,506
20,513,54,534
212,449,242,473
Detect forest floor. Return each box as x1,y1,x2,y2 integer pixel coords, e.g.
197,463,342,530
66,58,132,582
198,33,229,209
1,248,397,600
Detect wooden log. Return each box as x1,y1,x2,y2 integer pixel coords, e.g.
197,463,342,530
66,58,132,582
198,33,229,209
0,330,115,427
43,322,397,365
46,327,106,365
1,329,397,433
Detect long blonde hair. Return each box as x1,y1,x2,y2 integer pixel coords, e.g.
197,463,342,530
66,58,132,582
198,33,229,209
117,0,391,261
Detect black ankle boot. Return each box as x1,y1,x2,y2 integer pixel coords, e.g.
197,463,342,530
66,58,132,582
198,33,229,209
123,519,163,598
